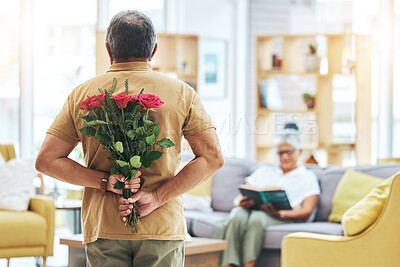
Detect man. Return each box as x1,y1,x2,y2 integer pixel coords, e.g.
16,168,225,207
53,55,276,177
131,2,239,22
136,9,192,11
36,10,224,267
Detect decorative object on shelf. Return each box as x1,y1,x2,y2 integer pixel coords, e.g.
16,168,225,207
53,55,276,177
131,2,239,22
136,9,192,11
302,92,315,109
305,43,320,72
198,39,227,98
272,54,282,69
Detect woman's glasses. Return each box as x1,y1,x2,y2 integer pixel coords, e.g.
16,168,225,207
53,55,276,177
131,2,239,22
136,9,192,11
277,149,296,157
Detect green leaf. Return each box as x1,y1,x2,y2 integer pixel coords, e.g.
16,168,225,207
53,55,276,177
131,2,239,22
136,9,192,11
116,160,129,168
152,125,160,137
111,168,120,175
138,140,147,153
110,77,117,94
94,131,102,139
80,126,96,137
147,151,163,161
130,156,141,168
127,130,135,140
120,165,130,177
125,79,129,95
146,134,156,145
144,119,154,126
114,141,124,153
87,120,108,127
142,159,152,168
114,180,124,189
81,114,96,123
130,169,137,180
136,127,145,135
156,138,175,148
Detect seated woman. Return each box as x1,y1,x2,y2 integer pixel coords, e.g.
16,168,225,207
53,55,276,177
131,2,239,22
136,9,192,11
216,123,320,267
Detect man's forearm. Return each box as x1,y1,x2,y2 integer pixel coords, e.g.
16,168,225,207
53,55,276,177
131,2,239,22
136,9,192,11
154,155,222,207
36,155,106,189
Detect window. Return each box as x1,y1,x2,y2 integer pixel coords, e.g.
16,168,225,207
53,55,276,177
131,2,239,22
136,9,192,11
0,1,20,150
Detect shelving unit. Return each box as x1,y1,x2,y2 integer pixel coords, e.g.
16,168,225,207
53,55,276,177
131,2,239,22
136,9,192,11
151,33,199,91
255,34,371,166
96,32,199,90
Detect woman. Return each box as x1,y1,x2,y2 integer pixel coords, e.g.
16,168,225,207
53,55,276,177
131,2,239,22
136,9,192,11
217,123,320,267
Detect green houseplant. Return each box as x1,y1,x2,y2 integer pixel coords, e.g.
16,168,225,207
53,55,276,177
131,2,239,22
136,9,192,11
303,93,315,109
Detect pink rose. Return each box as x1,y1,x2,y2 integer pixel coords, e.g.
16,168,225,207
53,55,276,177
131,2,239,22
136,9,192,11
112,94,130,108
139,94,164,109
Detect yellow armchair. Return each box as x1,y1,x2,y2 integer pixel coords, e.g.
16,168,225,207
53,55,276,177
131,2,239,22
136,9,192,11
0,145,55,267
281,173,400,267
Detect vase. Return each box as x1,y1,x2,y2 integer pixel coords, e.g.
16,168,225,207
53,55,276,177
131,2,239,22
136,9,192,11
305,55,321,72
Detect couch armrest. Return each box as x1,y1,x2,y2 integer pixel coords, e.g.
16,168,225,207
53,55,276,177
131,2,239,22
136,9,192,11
30,195,55,257
282,174,400,267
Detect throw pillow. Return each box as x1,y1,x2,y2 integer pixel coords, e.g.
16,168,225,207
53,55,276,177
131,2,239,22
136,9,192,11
0,157,37,211
328,169,383,223
179,161,213,212
342,175,395,236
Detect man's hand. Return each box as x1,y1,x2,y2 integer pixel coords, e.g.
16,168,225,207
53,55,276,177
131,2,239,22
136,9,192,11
108,170,141,195
118,190,159,222
238,195,255,209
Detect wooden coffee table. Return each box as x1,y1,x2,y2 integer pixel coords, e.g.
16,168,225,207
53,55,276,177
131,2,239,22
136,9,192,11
60,235,227,267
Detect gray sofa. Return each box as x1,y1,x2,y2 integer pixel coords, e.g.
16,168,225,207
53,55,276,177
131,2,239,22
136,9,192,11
183,157,400,267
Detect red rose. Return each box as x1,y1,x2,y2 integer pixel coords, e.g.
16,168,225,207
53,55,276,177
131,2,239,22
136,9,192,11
112,94,130,108
91,93,106,108
130,95,139,101
79,94,106,110
80,98,92,110
139,94,164,109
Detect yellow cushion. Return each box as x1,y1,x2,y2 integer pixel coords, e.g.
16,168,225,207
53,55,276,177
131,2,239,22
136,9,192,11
0,210,46,248
186,176,213,196
342,176,394,236
0,144,16,162
328,169,383,223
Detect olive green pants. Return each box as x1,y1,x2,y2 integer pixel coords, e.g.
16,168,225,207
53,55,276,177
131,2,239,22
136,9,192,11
86,238,185,267
213,207,289,266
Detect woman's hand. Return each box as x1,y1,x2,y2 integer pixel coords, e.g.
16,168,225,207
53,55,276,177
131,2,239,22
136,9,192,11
260,203,281,217
238,195,255,209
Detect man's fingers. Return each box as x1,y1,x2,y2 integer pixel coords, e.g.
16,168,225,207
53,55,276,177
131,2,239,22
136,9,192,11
120,209,131,217
119,197,134,204
119,204,133,210
134,170,141,179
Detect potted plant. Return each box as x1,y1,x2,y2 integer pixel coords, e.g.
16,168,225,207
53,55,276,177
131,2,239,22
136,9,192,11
305,43,321,72
303,93,315,109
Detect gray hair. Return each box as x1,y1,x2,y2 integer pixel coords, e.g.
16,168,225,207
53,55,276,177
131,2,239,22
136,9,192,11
106,10,156,60
274,129,302,151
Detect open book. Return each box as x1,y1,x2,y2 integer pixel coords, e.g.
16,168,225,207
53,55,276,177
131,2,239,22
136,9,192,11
239,184,292,210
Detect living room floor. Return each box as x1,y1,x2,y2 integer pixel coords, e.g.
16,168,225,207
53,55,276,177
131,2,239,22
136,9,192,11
0,226,70,267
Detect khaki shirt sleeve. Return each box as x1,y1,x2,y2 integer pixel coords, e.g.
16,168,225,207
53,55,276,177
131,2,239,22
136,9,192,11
182,87,215,137
46,93,80,146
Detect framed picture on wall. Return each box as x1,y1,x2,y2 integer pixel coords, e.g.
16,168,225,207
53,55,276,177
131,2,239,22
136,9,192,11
198,39,227,99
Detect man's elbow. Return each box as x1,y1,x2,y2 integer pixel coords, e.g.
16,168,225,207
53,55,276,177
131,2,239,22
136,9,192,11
213,151,224,171
35,152,49,174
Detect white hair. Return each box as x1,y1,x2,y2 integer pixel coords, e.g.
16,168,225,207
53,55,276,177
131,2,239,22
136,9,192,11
274,128,302,151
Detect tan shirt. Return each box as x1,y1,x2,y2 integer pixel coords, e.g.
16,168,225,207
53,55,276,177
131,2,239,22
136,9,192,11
47,61,214,243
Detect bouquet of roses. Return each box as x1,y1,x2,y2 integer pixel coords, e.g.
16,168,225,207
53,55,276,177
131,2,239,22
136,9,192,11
78,78,174,232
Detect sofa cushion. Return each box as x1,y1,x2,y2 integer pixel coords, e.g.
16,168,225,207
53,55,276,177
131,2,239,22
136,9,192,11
315,165,400,222
184,210,229,237
263,222,343,249
211,157,256,212
342,174,396,236
0,210,46,248
328,169,383,223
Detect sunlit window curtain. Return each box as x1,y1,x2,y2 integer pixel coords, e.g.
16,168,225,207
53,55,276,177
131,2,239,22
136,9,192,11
0,1,20,150
32,0,97,157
